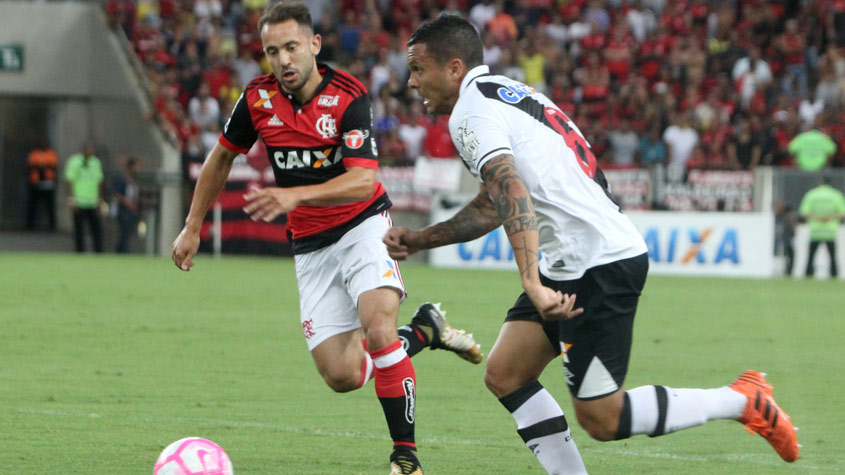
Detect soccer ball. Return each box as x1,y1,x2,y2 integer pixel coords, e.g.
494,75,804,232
154,437,233,475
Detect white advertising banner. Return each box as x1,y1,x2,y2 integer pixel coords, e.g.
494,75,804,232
429,199,519,271
626,211,774,277
429,207,775,278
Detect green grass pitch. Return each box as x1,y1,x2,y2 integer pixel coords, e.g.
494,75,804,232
1,252,842,474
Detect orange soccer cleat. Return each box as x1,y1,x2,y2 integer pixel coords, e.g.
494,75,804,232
730,370,800,462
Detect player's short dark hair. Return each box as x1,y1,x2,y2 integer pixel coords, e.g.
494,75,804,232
258,1,313,34
407,13,483,68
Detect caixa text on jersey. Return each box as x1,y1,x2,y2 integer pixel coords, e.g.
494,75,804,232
271,147,342,170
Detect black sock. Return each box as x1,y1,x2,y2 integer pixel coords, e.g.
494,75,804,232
379,395,417,450
398,324,429,358
615,392,632,440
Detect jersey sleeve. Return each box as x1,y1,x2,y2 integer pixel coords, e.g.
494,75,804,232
339,95,378,169
220,91,257,154
450,108,513,180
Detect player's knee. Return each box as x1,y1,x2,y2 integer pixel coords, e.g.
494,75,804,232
363,323,397,350
320,367,359,393
575,409,618,442
484,362,523,398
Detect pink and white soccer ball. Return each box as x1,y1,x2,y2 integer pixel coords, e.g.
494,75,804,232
154,437,233,475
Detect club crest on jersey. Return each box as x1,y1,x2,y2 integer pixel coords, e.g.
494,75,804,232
497,83,537,104
317,94,339,107
253,89,277,109
316,114,338,138
455,119,479,160
343,129,370,149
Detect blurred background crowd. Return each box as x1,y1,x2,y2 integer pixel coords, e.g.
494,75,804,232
104,0,845,174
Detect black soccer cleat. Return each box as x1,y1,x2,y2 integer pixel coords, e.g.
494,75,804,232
389,448,423,475
411,302,482,364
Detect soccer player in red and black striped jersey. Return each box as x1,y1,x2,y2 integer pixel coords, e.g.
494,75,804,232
171,3,481,474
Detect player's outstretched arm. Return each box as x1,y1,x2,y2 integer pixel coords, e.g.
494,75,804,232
172,142,239,271
481,153,582,321
383,183,502,260
243,166,375,222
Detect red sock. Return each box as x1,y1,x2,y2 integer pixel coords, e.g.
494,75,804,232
369,339,416,448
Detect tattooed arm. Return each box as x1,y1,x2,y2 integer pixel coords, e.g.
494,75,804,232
383,183,502,260
481,154,541,287
480,154,582,321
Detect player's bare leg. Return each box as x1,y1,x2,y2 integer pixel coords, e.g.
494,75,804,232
310,329,368,392
570,391,624,440
573,372,798,462
358,287,422,475
485,321,587,474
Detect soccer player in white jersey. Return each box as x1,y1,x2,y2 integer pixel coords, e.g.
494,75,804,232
384,14,799,473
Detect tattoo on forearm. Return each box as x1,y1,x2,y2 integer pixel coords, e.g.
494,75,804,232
482,156,538,235
426,193,501,247
481,154,540,279
511,236,539,280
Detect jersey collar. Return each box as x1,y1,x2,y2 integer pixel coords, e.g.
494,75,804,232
285,62,334,108
460,65,490,95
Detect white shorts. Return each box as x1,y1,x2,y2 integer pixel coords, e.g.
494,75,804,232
294,212,406,350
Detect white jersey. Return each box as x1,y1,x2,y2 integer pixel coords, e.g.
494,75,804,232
449,65,647,280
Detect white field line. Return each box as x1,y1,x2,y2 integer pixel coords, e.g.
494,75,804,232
15,408,821,471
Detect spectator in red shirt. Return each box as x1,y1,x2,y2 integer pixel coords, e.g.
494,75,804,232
203,56,232,99
579,51,610,116
423,115,458,159
105,0,136,39
638,25,673,82
604,20,634,83
579,21,607,53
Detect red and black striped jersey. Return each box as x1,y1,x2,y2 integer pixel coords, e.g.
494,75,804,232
219,63,390,254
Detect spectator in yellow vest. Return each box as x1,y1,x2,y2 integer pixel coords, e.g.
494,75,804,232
788,126,837,172
65,143,104,253
799,176,845,278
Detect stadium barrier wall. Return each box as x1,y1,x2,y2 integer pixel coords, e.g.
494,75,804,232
429,198,777,278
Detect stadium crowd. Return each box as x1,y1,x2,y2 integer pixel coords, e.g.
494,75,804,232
104,0,845,173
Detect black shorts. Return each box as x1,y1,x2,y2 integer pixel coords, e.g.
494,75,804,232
505,253,648,400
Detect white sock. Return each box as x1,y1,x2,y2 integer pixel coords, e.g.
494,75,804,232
627,385,747,436
501,382,587,475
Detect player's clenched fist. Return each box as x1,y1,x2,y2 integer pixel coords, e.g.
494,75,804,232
383,226,422,260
